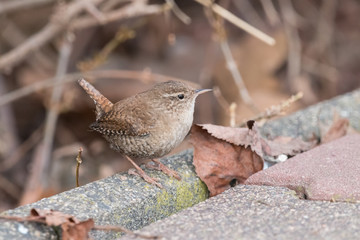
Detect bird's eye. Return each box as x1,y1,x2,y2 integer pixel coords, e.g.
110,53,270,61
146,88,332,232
177,94,185,100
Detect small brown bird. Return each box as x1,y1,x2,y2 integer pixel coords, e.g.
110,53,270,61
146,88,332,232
78,79,211,188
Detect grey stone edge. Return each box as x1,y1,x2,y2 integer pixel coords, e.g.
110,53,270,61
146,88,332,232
0,151,208,240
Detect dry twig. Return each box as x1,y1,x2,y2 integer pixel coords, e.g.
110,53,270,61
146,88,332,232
260,0,280,26
71,1,170,30
40,33,74,183
0,0,105,71
0,174,21,200
75,147,83,187
0,125,43,173
0,0,54,15
240,92,303,127
306,0,337,57
233,0,266,30
166,0,191,24
0,0,170,72
302,56,338,82
205,5,259,113
20,34,74,205
0,74,19,158
219,39,258,112
77,28,136,71
229,102,237,127
1,19,55,72
195,0,275,46
213,86,230,111
213,86,238,127
83,1,107,24
0,69,194,107
279,0,302,91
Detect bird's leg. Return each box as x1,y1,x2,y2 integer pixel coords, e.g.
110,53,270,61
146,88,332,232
146,159,181,180
125,156,163,188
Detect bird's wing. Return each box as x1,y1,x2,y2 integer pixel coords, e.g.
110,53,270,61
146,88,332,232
90,97,154,137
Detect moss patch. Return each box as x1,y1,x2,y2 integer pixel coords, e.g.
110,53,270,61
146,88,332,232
154,175,208,217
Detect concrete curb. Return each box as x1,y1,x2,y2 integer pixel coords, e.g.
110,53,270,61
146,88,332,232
120,185,360,240
0,150,208,239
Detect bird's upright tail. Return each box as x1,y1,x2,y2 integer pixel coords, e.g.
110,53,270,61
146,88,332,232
78,78,113,120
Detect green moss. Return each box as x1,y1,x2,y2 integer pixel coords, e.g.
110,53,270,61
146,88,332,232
175,179,208,211
153,174,208,217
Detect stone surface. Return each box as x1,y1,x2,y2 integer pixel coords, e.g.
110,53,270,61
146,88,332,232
260,89,360,140
0,150,208,240
246,134,360,201
121,185,360,240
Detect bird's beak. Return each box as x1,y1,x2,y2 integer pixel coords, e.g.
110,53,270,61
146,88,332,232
195,88,212,95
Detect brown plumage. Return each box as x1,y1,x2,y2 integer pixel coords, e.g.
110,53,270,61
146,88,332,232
78,79,211,188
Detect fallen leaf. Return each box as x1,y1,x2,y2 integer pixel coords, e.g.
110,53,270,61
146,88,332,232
191,122,316,196
190,125,263,196
31,208,94,240
321,118,350,144
1,209,94,240
199,122,315,158
197,123,265,157
30,208,77,226
62,219,95,240
0,209,158,240
264,136,316,157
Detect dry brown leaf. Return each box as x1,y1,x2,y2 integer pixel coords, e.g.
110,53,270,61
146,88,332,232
1,209,94,240
62,219,95,240
199,122,315,157
264,136,316,157
0,209,157,239
190,125,263,196
321,118,350,144
190,122,317,196
31,208,94,240
197,122,266,157
30,208,78,226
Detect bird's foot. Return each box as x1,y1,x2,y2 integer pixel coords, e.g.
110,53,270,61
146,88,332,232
128,168,163,188
146,159,181,180
125,156,163,188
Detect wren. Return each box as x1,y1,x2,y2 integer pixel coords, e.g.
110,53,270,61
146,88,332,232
78,79,211,188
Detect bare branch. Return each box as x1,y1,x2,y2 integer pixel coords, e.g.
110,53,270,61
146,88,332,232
213,86,230,111
220,39,258,112
1,19,55,72
84,1,107,24
204,7,258,113
166,0,191,24
77,28,136,71
20,34,74,205
240,92,304,127
260,0,280,26
39,34,74,184
195,0,275,45
0,125,43,173
75,147,83,187
302,56,338,82
0,0,55,15
71,2,170,30
0,69,194,107
279,0,302,91
0,174,21,200
0,0,105,72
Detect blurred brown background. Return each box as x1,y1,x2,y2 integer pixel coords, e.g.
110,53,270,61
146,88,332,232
0,0,359,211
